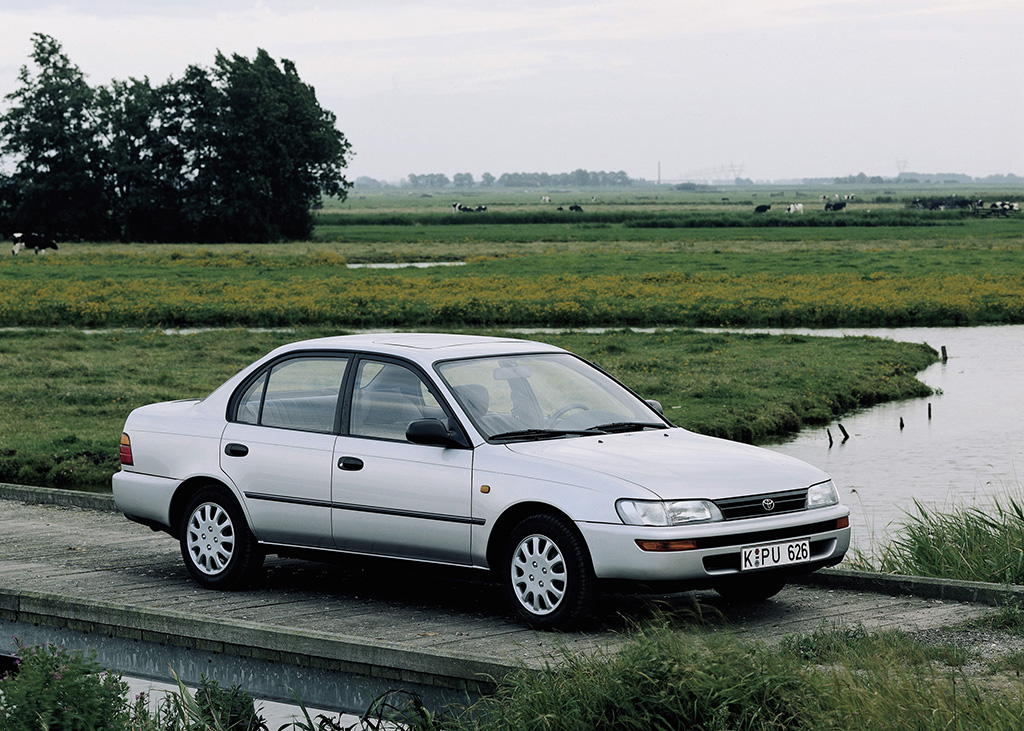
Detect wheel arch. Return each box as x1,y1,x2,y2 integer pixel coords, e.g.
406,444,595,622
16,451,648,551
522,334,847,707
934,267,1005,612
169,476,241,538
485,501,587,572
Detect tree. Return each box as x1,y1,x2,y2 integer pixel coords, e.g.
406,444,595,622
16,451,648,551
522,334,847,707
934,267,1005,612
96,76,189,241
1,33,113,239
480,172,495,186
202,49,353,241
406,173,450,188
1,37,353,242
453,172,474,187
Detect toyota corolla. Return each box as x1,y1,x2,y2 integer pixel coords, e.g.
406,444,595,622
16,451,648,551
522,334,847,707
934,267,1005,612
113,332,850,628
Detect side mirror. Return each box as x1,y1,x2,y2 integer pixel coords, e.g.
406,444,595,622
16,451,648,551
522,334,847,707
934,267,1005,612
406,418,462,447
645,399,663,415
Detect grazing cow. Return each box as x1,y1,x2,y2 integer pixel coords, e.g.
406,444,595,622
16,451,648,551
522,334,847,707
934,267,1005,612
541,196,551,203
786,203,804,214
454,203,485,213
824,201,847,212
753,204,771,213
569,204,583,212
12,232,58,256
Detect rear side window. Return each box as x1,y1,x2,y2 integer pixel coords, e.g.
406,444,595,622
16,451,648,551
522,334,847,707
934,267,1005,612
234,357,349,433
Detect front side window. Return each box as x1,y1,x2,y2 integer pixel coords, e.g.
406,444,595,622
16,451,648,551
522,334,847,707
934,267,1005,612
234,356,349,433
349,360,442,440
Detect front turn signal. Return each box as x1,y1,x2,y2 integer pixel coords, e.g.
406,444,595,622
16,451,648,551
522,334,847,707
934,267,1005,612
635,539,699,552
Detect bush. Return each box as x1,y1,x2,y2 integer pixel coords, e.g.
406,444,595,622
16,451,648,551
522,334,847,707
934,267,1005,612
0,641,130,731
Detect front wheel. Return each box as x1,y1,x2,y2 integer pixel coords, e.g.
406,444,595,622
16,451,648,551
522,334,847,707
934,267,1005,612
502,514,596,630
180,486,263,590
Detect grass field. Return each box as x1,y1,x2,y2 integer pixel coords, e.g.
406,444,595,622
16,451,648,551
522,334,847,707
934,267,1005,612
2,203,1022,329
1,183,1019,491
0,328,936,492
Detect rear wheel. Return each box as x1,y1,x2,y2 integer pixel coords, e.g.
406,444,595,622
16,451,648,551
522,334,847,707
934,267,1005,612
503,514,596,630
180,486,263,589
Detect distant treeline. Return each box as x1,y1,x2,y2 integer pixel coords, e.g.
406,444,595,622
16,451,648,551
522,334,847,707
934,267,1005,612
0,34,352,243
364,169,633,189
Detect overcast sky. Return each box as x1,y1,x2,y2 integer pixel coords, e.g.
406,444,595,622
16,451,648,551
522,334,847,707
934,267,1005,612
1,0,1021,183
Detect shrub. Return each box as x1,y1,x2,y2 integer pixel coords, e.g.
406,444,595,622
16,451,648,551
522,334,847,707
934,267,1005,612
0,641,130,731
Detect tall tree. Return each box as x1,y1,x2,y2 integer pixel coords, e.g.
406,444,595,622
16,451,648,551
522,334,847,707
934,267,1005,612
204,49,352,241
1,33,112,238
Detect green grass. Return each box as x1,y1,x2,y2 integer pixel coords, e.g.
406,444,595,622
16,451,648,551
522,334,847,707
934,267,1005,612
0,328,937,493
858,495,1024,584
12,621,1024,730
426,621,1024,731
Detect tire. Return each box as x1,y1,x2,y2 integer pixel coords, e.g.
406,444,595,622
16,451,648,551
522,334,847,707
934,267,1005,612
503,514,596,630
714,572,788,603
179,486,263,590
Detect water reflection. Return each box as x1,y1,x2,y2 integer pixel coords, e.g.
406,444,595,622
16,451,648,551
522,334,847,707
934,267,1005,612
761,325,1024,555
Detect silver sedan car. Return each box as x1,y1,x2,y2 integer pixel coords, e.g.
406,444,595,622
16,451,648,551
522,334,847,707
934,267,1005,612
113,333,850,629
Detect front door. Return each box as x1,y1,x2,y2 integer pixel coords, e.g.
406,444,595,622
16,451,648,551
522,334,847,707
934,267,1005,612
331,359,475,563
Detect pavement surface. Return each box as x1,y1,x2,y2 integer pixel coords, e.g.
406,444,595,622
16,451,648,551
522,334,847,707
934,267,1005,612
2,483,1022,706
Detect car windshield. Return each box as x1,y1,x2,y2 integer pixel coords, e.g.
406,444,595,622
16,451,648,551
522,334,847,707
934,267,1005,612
436,353,667,440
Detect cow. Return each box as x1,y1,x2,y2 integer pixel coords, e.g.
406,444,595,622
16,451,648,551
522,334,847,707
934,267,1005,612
569,204,583,212
786,203,804,214
12,232,58,256
824,201,847,212
753,204,771,213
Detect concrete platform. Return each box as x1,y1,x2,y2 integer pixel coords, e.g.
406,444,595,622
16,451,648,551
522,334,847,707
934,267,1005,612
0,483,1013,714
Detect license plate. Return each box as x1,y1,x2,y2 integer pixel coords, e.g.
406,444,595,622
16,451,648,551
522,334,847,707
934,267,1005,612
741,539,810,570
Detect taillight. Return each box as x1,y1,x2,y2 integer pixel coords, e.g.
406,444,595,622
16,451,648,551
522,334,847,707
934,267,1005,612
119,433,133,466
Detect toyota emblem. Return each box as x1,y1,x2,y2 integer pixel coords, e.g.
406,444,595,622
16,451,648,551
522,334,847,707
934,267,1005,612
761,498,776,512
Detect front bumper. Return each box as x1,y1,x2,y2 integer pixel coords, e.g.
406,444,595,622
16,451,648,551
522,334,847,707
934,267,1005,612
579,506,851,581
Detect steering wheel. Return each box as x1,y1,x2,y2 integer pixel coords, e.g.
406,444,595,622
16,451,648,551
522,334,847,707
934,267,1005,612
550,403,590,421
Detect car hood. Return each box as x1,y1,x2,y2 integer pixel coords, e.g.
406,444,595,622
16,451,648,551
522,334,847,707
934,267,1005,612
503,428,829,500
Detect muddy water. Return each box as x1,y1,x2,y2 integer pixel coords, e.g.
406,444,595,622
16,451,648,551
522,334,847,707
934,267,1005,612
762,325,1024,555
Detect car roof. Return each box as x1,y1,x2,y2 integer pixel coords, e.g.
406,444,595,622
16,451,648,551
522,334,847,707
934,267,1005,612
271,332,566,365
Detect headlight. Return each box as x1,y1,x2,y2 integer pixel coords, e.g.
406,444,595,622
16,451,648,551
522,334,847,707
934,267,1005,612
806,480,839,509
616,499,724,526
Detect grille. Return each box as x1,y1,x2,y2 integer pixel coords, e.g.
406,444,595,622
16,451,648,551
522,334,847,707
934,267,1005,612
714,489,807,521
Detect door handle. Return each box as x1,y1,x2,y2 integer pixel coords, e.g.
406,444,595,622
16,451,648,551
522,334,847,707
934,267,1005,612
338,456,364,471
224,443,249,457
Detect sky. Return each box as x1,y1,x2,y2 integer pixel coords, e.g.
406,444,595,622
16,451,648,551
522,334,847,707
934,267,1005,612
0,0,1021,184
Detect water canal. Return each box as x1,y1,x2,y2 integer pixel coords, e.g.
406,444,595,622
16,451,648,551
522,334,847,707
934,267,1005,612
762,325,1024,556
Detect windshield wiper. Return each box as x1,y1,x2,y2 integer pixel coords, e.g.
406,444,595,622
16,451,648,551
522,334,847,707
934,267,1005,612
489,428,598,442
585,422,667,434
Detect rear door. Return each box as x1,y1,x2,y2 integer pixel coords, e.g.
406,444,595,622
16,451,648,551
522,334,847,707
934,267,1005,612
220,354,349,548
